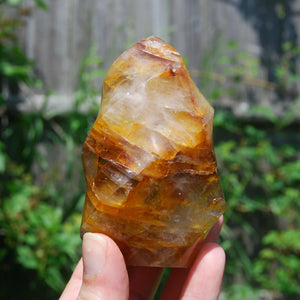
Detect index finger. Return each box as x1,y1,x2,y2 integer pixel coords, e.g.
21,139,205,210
158,215,224,299
60,258,83,300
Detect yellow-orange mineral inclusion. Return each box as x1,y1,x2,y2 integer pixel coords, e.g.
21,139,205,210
81,36,225,267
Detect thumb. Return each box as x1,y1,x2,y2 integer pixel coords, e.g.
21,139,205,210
77,233,129,300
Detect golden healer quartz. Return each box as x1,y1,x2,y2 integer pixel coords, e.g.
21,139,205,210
80,36,225,267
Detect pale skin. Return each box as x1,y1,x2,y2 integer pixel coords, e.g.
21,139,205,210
60,216,225,300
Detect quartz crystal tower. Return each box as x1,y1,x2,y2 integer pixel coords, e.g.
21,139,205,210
81,36,225,267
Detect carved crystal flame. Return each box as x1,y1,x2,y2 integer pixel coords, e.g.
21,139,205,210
81,36,225,267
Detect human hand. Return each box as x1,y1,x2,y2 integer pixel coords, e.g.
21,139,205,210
60,216,225,300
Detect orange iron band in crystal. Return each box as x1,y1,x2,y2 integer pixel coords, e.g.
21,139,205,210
80,36,226,267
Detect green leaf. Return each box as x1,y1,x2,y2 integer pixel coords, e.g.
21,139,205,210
260,248,277,260
7,0,23,6
249,105,277,123
44,266,64,290
17,246,39,269
263,230,300,252
0,151,6,173
227,40,238,49
182,56,189,66
35,0,48,10
282,41,293,52
218,56,231,65
226,284,259,299
0,62,31,77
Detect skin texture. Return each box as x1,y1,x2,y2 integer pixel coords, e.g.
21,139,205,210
60,216,225,300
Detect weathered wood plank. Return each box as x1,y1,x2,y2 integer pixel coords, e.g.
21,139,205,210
14,0,300,108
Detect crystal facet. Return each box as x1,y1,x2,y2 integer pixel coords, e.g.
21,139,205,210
80,36,225,267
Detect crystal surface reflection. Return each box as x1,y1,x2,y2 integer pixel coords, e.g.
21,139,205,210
81,36,225,267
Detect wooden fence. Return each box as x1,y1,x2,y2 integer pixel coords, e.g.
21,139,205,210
15,0,300,115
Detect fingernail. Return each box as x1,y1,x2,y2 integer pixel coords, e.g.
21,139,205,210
82,233,107,276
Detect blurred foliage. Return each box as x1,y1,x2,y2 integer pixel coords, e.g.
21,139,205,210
0,2,300,299
198,39,300,299
0,0,47,9
0,163,82,292
0,2,86,298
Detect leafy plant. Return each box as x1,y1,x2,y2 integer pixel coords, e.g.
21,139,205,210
198,39,300,298
0,2,98,299
74,44,106,113
0,163,82,292
0,45,104,298
254,230,300,294
0,106,84,299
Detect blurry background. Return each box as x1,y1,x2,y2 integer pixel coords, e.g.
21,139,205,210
1,0,300,299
